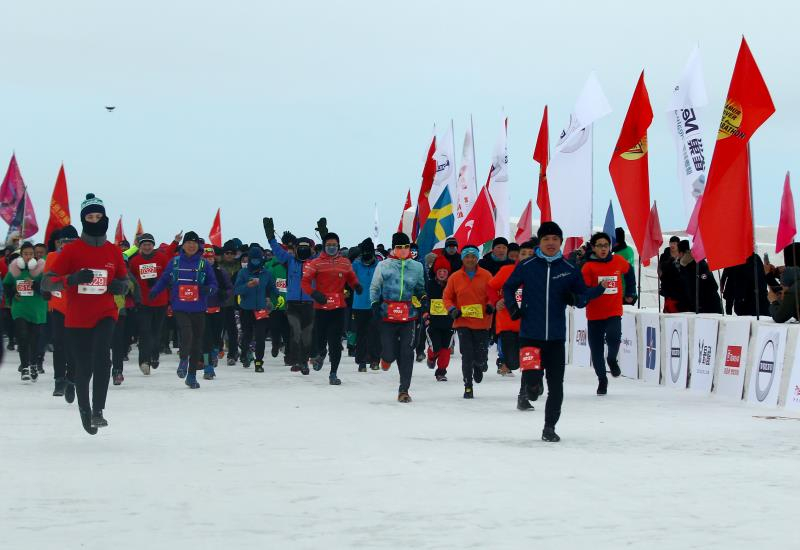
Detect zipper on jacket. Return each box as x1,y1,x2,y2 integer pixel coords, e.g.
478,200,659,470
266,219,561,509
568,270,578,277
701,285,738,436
545,263,551,340
400,260,405,300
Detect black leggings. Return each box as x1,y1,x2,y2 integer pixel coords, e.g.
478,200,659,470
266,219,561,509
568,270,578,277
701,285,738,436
223,305,239,357
204,311,224,355
287,301,315,365
137,305,166,366
14,317,40,368
112,316,127,373
240,309,269,362
587,316,622,381
66,317,115,412
314,308,345,373
50,310,73,381
353,309,381,365
519,338,566,428
175,312,205,373
270,309,290,356
380,320,415,393
456,328,489,385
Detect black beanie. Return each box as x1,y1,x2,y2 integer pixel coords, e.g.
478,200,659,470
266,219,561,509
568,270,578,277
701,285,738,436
615,227,626,244
507,242,520,252
537,221,563,241
323,232,340,244
392,232,410,248
58,225,79,240
492,237,509,248
678,239,691,253
359,238,375,254
183,231,201,244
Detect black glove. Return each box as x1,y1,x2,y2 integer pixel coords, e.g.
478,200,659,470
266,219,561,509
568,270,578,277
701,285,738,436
372,301,382,320
108,278,128,296
507,303,522,320
67,269,95,286
485,304,495,314
311,290,327,305
32,280,42,294
449,308,461,320
263,217,275,241
315,217,328,237
354,283,364,295
281,231,296,246
563,292,576,307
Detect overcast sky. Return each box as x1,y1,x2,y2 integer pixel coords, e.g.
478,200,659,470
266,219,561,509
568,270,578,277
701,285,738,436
1,1,797,246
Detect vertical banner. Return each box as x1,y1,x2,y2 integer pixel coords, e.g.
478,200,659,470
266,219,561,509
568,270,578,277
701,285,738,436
639,312,661,384
713,318,751,399
570,306,590,368
619,310,638,379
690,317,719,393
783,336,800,411
746,325,788,406
663,316,689,389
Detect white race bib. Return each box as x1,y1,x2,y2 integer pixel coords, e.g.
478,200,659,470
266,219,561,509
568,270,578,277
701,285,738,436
276,278,287,292
16,279,34,297
78,269,108,295
598,275,619,295
139,262,158,280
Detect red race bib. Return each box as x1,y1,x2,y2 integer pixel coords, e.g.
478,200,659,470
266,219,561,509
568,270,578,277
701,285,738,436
254,309,269,320
325,293,343,309
206,306,221,314
16,279,34,297
178,284,199,302
520,346,543,371
385,301,410,322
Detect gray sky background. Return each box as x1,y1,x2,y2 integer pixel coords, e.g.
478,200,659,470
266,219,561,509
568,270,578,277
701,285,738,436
1,1,797,246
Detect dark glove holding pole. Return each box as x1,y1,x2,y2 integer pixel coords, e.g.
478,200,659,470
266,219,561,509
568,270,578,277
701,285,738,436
263,217,275,241
108,278,128,296
311,290,327,305
315,217,328,238
67,269,95,286
354,283,364,295
449,308,462,320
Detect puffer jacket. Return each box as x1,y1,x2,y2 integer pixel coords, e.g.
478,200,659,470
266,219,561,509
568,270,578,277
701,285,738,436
369,256,426,320
352,257,380,310
234,265,275,311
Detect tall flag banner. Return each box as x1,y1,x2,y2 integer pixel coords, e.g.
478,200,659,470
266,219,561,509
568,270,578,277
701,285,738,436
668,46,709,218
686,196,707,261
398,189,412,233
603,201,616,247
609,71,653,254
547,73,612,243
135,219,144,239
417,187,454,258
412,133,437,240
776,172,796,254
5,196,25,243
453,184,495,247
534,106,551,222
0,154,38,237
487,117,509,239
114,216,127,246
514,200,533,245
698,37,775,270
372,203,380,241
430,121,457,212
454,117,478,230
44,164,71,244
209,208,222,247
640,202,663,267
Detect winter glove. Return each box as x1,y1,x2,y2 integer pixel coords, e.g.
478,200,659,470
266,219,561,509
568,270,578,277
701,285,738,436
263,217,276,241
354,283,364,295
449,308,461,320
315,217,328,238
371,301,382,320
311,290,327,305
485,303,495,315
67,269,95,286
507,302,522,321
281,231,296,246
108,278,128,296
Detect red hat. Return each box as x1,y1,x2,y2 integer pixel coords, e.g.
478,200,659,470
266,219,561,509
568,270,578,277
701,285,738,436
433,255,451,275
203,245,215,259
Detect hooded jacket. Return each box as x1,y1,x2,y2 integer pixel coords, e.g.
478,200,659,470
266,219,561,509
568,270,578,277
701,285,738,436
269,237,312,302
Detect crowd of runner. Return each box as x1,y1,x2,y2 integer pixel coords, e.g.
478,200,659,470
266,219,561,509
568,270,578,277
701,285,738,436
0,194,638,442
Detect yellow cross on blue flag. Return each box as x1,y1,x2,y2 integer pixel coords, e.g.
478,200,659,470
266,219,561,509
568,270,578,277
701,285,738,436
417,187,454,258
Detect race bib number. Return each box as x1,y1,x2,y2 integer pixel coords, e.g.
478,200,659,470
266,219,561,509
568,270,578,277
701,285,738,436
276,278,287,292
78,269,108,295
16,279,34,297
206,306,221,314
178,284,199,302
515,288,523,306
385,301,410,322
461,304,484,319
139,262,158,280
520,346,543,371
254,309,269,320
599,275,619,295
325,294,343,309
429,299,447,316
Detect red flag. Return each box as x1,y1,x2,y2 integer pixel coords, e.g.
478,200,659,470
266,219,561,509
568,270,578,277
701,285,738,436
209,208,222,247
515,200,533,244
699,37,775,270
114,216,127,246
453,185,495,247
398,189,412,233
533,106,551,222
776,172,796,253
412,134,436,239
609,71,653,254
135,219,144,239
686,196,706,261
640,202,663,267
0,154,38,236
44,164,71,244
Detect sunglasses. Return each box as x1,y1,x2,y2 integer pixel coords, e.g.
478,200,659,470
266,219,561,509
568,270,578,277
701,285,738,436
394,244,411,250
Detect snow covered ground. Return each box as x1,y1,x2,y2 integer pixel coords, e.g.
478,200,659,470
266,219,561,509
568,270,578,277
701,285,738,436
1,348,797,550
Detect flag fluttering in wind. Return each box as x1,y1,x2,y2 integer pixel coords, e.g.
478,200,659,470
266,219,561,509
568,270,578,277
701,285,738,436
430,122,457,215
135,219,144,240
417,187,454,258
453,184,495,247
398,189,412,233
698,37,775,270
514,200,533,245
372,203,380,241
486,117,509,239
0,154,38,239
412,133,437,240
640,202,663,267
602,201,616,247
776,172,796,254
114,216,127,246
209,208,222,247
44,164,71,244
609,71,653,254
534,106,551,222
454,118,478,231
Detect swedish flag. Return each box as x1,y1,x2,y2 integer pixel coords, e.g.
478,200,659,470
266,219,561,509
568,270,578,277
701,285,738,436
417,187,454,258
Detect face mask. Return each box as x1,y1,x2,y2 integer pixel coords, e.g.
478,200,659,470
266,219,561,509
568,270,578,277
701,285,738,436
446,246,457,255
241,261,248,269
395,248,410,260
325,245,339,256
82,215,109,237
410,250,418,259
249,258,262,269
361,251,374,262
296,246,312,261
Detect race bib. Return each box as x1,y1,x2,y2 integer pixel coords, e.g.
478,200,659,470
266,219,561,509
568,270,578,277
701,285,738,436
429,299,447,316
254,309,269,320
515,288,523,306
325,294,343,309
461,304,484,319
178,284,199,302
207,306,221,314
78,269,108,295
411,296,421,308
599,275,619,295
520,346,543,371
385,301,410,322
139,262,158,280
16,279,34,297
275,278,287,292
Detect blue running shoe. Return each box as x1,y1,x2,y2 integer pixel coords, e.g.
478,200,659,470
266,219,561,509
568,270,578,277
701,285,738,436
185,373,200,389
177,359,188,379
203,365,216,380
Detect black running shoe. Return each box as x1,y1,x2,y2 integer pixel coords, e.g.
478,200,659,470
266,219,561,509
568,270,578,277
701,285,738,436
597,378,608,396
64,380,76,404
91,410,109,428
53,378,67,397
463,386,474,399
517,396,534,411
80,408,97,435
542,426,560,442
608,359,621,378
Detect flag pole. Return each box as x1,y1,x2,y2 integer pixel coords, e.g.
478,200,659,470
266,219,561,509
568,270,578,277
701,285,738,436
637,258,642,310
20,183,27,242
747,142,760,320
695,259,700,314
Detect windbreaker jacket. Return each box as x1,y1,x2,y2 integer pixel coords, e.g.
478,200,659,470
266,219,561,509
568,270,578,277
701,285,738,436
269,238,312,302
234,266,276,311
301,252,359,310
150,252,218,313
352,257,380,310
369,256,426,320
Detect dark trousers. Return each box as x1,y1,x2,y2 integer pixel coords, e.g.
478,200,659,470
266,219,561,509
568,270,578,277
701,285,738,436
175,312,205,373
50,310,72,381
223,305,239,358
353,309,380,365
519,337,566,428
137,305,166,366
456,328,489,385
2,308,15,344
270,309,290,356
35,313,50,360
380,320,415,393
426,325,454,369
498,331,520,370
315,308,345,373
112,316,127,373
414,318,426,356
14,317,40,368
587,316,621,381
67,317,114,412
162,314,178,348
287,301,315,365
240,309,269,361
204,311,224,355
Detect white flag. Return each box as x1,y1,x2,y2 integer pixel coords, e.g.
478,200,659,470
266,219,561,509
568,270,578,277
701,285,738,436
547,72,612,241
667,46,708,218
372,203,379,241
454,118,477,230
487,117,509,239
429,122,457,210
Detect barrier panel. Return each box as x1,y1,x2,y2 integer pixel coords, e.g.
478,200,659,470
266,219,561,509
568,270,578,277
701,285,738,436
663,315,689,389
638,311,661,384
619,311,638,379
570,306,589,369
690,317,719,393
713,317,751,399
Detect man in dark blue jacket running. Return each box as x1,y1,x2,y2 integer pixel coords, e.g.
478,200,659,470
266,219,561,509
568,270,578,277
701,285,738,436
503,221,608,443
